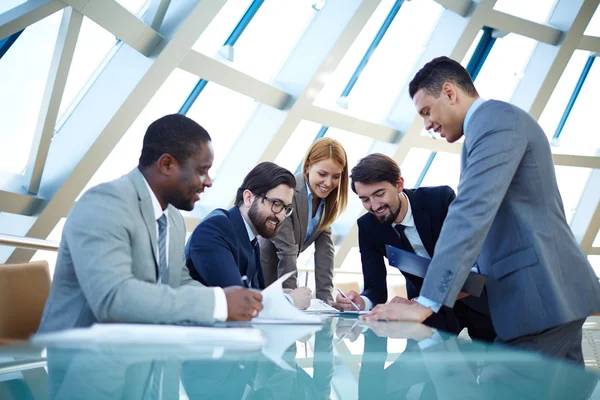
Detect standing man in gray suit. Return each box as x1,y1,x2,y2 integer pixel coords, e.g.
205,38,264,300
363,56,600,363
38,114,263,333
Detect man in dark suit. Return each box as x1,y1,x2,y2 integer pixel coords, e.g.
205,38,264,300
336,153,495,342
185,162,312,309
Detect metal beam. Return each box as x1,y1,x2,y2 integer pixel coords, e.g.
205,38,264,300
179,50,292,110
304,105,399,143
487,10,563,46
579,35,600,53
25,7,83,195
0,233,59,251
434,0,474,17
0,0,65,40
61,0,162,56
143,0,172,31
0,190,43,215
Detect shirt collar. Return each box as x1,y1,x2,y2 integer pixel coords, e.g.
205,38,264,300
393,192,414,228
241,213,257,242
463,97,486,134
141,172,168,221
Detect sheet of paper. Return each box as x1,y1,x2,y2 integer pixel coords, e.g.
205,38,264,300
257,324,322,371
306,298,338,312
31,323,265,351
254,271,322,324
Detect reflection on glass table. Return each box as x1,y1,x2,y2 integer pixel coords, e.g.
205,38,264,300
0,317,598,400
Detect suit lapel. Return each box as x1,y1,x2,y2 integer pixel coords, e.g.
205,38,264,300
167,207,180,287
130,169,160,271
230,207,258,287
295,173,309,247
405,189,434,257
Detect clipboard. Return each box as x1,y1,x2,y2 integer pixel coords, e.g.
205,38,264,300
385,244,487,297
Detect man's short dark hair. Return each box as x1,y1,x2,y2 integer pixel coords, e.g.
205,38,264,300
235,162,296,207
350,153,400,193
138,114,211,168
409,56,478,99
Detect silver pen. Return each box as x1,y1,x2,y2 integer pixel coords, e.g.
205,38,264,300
336,288,360,311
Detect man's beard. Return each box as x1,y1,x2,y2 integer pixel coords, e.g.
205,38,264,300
248,201,280,239
372,202,401,225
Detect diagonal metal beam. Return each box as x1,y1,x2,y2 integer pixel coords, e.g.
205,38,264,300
179,50,291,110
61,0,162,56
143,0,172,31
0,0,66,41
487,10,564,45
25,7,83,195
579,35,600,53
434,0,474,17
304,105,399,143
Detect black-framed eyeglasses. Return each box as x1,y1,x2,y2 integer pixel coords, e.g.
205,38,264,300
263,196,294,217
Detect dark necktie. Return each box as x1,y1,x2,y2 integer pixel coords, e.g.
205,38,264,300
157,214,169,285
394,224,415,254
249,238,260,288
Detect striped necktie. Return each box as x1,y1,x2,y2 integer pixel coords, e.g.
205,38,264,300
157,214,169,285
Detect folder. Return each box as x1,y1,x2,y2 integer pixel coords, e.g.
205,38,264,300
385,244,487,297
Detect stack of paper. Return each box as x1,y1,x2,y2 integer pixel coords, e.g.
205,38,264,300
253,272,322,324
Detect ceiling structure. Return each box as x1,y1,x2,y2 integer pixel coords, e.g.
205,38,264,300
0,0,599,274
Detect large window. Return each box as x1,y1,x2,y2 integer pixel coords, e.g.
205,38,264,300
78,68,199,197
316,0,443,123
56,18,118,127
0,10,63,175
474,33,537,102
185,83,258,175
585,5,600,36
538,50,591,141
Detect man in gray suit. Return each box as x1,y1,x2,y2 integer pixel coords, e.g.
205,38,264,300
363,56,600,363
38,114,263,333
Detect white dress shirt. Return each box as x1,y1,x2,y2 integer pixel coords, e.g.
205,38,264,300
142,176,227,321
241,214,295,305
361,192,429,311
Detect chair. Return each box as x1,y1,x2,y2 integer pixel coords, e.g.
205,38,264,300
0,261,50,340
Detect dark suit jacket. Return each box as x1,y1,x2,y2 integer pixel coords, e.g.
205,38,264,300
358,186,488,315
185,207,265,290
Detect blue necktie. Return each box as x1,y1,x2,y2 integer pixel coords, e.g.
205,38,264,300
157,214,168,285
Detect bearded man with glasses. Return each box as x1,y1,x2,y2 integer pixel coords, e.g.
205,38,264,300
185,162,312,310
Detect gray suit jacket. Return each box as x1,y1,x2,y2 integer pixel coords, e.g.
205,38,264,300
259,173,335,302
420,100,600,340
38,168,217,333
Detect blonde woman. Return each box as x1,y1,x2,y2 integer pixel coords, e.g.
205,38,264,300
259,138,349,303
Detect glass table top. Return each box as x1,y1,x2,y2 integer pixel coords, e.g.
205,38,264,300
0,317,598,399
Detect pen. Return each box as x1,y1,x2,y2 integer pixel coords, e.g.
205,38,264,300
336,288,360,311
241,275,250,288
305,271,309,287
336,319,360,343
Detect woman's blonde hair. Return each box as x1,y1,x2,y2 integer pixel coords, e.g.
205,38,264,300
302,138,349,231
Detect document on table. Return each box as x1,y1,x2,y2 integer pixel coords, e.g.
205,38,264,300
304,299,369,316
30,323,265,351
253,271,322,324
